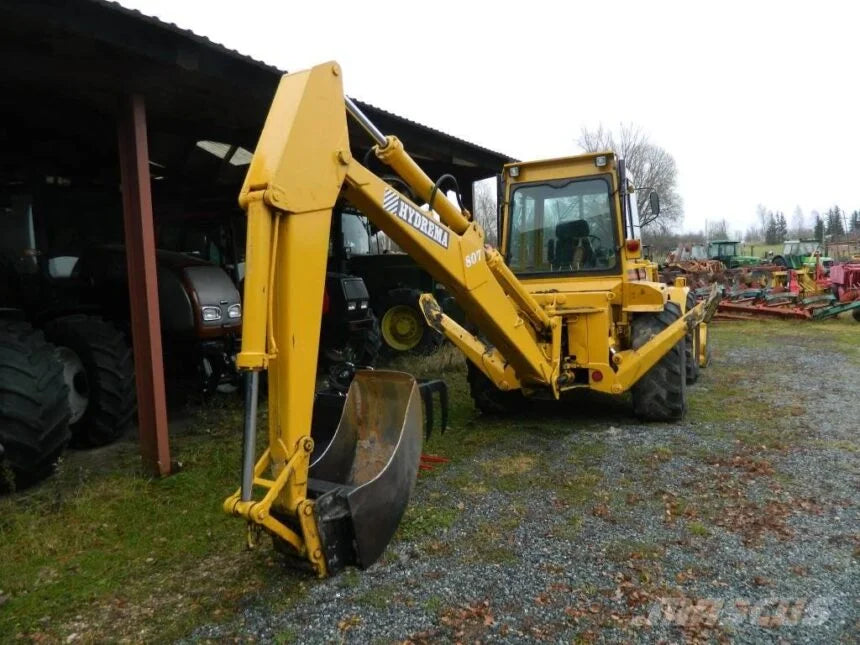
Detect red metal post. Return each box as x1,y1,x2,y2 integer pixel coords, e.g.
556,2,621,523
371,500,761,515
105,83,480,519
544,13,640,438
116,93,171,476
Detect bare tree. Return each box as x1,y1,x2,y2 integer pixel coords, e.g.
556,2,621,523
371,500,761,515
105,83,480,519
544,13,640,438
577,123,682,230
707,218,729,239
472,179,498,246
754,204,769,241
791,205,805,238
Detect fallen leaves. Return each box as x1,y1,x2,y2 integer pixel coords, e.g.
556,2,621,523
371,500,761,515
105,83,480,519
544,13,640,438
591,503,612,520
405,600,496,644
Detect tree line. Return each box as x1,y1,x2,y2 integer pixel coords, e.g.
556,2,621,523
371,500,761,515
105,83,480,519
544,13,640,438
746,205,859,244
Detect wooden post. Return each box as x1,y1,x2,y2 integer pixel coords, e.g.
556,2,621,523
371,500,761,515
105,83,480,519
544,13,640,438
116,93,171,476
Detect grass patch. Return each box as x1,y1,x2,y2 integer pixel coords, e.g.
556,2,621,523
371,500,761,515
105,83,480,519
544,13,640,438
552,514,584,540
355,584,399,609
687,521,711,537
567,440,607,467
274,627,299,644
605,539,664,562
423,595,444,614
462,518,519,564
0,397,307,642
395,504,460,542
806,439,858,453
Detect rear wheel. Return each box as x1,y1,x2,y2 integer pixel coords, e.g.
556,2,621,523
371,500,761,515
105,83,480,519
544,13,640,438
44,315,136,447
352,311,382,366
0,320,71,490
684,292,700,384
631,302,687,422
379,289,443,356
467,361,529,415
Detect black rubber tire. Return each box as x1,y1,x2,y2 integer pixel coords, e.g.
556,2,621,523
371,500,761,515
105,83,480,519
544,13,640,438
631,301,687,422
684,292,700,385
378,288,443,356
853,308,860,323
350,310,382,367
467,361,529,415
43,315,136,447
0,320,71,490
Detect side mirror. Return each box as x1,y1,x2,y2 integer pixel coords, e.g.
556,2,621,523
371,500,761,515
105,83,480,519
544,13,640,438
649,191,660,215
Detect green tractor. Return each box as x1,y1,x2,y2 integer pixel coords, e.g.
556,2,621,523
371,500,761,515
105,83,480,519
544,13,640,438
771,239,834,274
332,208,450,356
707,240,760,269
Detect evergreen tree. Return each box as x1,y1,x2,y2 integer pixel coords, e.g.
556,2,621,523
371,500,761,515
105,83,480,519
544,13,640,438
765,213,778,244
826,206,845,236
776,212,788,241
813,214,825,242
850,210,860,232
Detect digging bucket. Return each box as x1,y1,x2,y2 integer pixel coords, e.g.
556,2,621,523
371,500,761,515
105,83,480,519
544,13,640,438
309,370,423,573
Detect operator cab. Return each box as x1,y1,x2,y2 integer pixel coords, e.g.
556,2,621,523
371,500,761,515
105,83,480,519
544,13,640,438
500,152,646,279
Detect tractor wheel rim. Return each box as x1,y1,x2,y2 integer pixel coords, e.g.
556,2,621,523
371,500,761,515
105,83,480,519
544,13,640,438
56,346,89,424
381,305,423,351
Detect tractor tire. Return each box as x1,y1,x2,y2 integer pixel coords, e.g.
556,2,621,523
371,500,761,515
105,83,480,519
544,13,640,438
0,320,71,490
44,315,136,447
631,301,687,422
684,292,700,385
378,288,443,356
853,308,860,323
467,361,529,415
356,311,382,366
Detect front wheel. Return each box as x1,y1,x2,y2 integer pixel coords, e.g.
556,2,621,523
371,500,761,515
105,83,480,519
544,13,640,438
0,320,71,490
467,361,529,415
44,315,136,447
631,302,687,422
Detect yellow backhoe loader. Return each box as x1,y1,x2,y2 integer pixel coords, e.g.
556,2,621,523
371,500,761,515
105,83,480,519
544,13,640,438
223,62,718,577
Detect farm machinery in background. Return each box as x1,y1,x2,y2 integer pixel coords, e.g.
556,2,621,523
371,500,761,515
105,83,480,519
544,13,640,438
706,240,760,269
0,184,243,490
771,239,834,274
660,240,860,322
715,259,860,321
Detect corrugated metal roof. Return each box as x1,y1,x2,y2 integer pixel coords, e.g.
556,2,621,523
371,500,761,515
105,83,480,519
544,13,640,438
98,0,511,161
94,0,283,75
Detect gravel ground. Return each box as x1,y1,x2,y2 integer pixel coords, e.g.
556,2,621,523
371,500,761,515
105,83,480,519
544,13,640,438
186,324,858,644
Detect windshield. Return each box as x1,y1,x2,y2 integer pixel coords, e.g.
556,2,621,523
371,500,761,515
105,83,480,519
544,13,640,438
507,177,618,275
341,213,371,255
712,242,737,257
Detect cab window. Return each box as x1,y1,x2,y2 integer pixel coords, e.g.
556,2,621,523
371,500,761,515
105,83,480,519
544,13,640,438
507,177,619,275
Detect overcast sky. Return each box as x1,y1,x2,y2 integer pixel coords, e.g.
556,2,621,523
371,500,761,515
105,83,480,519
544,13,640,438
120,0,858,235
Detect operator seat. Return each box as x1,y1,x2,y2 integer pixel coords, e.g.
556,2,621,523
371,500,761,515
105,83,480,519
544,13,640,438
553,220,593,270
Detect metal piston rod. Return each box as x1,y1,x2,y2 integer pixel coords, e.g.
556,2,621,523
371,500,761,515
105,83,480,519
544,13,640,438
241,371,260,502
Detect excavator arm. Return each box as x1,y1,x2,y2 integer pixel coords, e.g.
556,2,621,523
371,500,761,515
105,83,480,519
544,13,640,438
223,61,560,576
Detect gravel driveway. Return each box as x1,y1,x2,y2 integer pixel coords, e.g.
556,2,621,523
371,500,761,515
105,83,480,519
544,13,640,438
187,322,858,644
